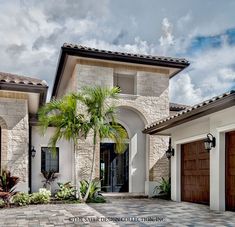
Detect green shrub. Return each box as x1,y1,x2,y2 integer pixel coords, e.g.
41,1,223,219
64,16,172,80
79,180,105,203
30,188,51,204
153,177,171,197
80,180,100,200
13,193,30,206
55,182,76,200
0,198,5,207
88,195,106,203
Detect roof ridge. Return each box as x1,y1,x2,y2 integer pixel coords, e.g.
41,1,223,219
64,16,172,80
62,42,190,64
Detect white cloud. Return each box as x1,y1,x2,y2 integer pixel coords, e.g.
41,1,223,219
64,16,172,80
159,18,175,54
170,73,203,105
0,0,234,105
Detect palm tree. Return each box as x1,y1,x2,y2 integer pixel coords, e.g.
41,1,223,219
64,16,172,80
75,86,127,202
38,94,89,198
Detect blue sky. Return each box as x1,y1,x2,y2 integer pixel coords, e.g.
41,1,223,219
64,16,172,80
0,0,234,104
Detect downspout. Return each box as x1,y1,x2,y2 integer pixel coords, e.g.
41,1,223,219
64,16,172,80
28,125,32,193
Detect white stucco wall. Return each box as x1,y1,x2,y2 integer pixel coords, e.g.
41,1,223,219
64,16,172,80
169,106,235,211
31,127,73,192
116,107,146,193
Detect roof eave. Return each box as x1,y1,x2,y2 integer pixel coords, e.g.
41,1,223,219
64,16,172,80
0,83,48,106
143,93,235,135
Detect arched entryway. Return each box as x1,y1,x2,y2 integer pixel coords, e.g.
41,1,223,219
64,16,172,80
100,124,129,192
100,106,147,194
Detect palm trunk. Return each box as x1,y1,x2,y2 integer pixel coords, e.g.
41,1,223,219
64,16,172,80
84,131,97,202
74,141,83,200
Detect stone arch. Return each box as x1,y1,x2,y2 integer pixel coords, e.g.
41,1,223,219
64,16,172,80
0,116,8,170
116,104,148,125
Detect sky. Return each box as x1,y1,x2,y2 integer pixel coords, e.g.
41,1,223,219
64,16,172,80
0,0,235,104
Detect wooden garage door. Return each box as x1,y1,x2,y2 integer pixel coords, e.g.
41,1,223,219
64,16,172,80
181,140,209,204
226,131,235,211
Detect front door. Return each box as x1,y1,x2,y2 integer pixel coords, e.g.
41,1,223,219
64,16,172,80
100,143,129,192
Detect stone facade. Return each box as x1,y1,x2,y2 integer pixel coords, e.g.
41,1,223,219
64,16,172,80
0,97,29,192
73,61,170,185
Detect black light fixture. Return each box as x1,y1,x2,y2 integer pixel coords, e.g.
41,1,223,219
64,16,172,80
204,133,216,152
31,146,36,158
166,138,174,159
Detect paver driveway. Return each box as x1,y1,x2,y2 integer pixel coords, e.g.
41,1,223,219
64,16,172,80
0,199,235,226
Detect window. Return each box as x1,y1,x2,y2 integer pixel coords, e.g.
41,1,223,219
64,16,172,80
41,147,59,172
113,73,136,95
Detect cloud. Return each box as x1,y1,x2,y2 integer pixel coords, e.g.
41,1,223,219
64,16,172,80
159,18,174,54
0,0,234,105
170,73,203,105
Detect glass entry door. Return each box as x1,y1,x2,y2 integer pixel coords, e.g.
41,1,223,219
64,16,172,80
100,143,129,192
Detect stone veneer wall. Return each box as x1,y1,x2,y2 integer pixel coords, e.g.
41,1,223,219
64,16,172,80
0,98,29,192
74,63,170,183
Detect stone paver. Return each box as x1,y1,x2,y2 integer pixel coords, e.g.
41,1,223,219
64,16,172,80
0,199,235,226
90,199,235,226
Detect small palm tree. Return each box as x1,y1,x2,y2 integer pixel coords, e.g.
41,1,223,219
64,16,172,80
75,86,127,202
38,94,89,198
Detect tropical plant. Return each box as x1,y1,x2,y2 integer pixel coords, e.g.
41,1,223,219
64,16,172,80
0,198,5,208
79,179,105,203
30,188,51,204
154,177,171,197
0,170,19,205
38,94,89,199
41,170,58,191
80,180,99,200
55,182,76,200
0,170,19,193
13,192,30,206
75,86,127,202
38,86,127,202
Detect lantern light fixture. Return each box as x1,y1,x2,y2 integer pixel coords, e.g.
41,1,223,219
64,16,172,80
31,146,36,158
204,133,216,152
166,138,174,159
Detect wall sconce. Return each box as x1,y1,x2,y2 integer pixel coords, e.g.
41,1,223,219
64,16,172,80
31,146,36,158
166,138,174,159
204,133,216,152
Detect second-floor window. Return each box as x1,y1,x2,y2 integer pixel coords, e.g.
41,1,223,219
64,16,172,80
113,73,136,95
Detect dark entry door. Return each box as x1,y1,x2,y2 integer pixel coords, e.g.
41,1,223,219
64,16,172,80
181,140,210,205
226,131,235,211
100,143,129,192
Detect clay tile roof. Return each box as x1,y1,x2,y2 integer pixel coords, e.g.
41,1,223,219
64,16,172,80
144,90,235,134
169,102,190,111
0,72,48,87
62,43,190,65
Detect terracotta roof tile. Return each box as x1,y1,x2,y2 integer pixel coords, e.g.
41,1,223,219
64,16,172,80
145,90,235,130
63,43,190,65
0,72,48,87
169,102,190,111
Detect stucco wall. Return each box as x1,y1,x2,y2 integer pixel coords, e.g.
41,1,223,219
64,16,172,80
170,106,235,211
0,98,29,192
31,127,73,192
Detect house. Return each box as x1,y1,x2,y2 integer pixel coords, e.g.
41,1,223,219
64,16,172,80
144,90,235,211
0,44,189,196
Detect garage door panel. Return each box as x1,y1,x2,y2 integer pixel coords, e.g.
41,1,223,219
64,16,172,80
226,131,235,210
181,140,209,205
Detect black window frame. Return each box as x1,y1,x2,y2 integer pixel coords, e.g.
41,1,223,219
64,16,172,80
41,147,59,173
